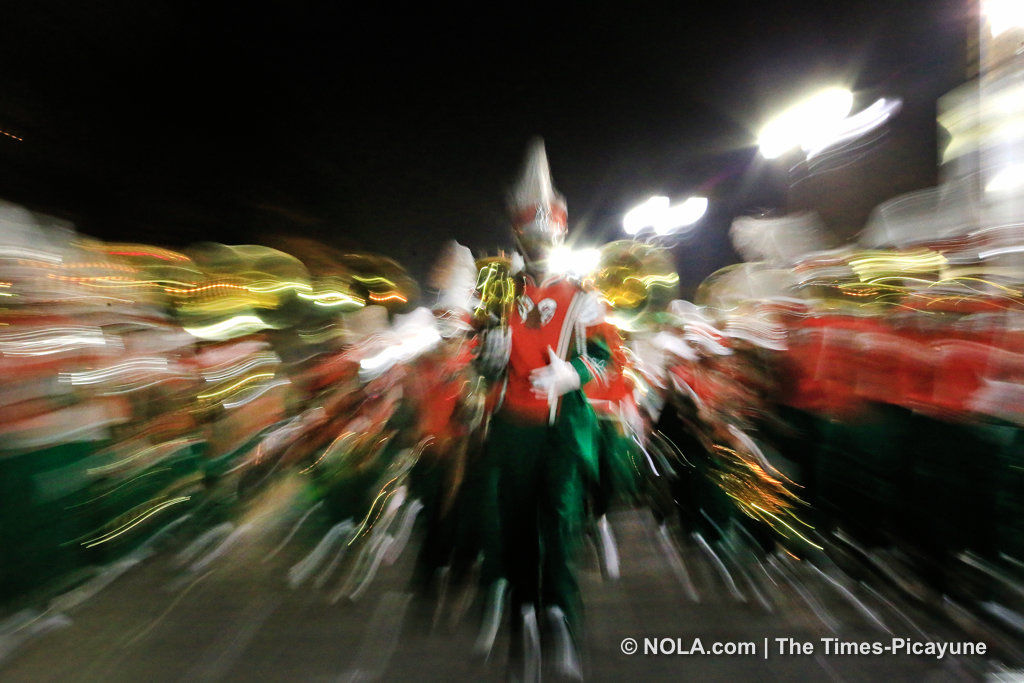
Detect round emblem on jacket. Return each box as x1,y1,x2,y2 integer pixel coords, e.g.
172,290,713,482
517,295,535,323
537,298,557,326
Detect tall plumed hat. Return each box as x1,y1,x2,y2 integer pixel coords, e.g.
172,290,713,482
510,138,568,250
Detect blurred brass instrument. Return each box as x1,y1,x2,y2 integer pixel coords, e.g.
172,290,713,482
593,240,679,329
473,254,516,329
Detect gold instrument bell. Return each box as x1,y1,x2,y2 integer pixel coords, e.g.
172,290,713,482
593,240,679,328
473,254,516,328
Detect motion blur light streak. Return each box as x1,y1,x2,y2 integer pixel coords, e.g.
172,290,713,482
358,323,442,378
60,358,173,385
222,378,293,409
82,497,193,548
298,290,365,308
0,247,62,263
803,97,903,159
245,280,313,294
183,315,270,340
164,283,251,294
105,246,191,262
367,292,407,304
88,438,201,473
627,273,679,287
980,245,1024,259
985,164,1024,194
849,249,948,280
0,327,111,355
201,353,281,382
197,373,276,401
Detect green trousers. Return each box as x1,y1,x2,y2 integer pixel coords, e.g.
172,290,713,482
591,417,640,517
485,413,585,630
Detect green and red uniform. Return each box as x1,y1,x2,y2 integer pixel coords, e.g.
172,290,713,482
484,273,611,629
584,322,640,512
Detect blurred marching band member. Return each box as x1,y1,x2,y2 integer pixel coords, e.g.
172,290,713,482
474,139,613,679
582,319,641,580
406,261,482,593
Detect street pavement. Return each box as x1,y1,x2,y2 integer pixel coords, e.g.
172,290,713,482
0,476,1005,681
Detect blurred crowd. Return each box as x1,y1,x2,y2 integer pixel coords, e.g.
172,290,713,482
5,188,1024,672
0,200,422,601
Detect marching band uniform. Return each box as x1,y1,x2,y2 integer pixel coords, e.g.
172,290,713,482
583,321,641,579
477,139,611,679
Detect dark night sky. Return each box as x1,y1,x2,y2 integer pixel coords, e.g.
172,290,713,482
0,0,971,294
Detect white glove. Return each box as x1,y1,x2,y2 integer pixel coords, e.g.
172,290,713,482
530,346,581,402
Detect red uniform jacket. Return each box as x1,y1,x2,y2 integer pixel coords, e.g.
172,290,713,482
496,275,610,424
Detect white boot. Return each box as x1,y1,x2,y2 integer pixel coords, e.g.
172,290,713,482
596,515,620,580
522,604,542,683
473,578,508,659
546,606,582,680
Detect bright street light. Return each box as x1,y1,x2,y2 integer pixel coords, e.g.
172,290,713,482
984,0,1024,37
547,245,601,277
757,87,854,159
623,196,670,235
623,195,708,236
801,97,902,159
653,196,708,234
